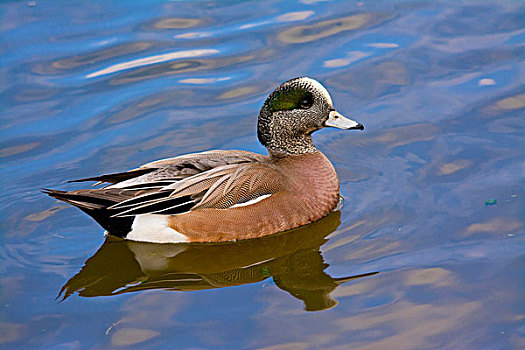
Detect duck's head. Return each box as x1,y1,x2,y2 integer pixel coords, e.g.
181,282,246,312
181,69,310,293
258,77,364,156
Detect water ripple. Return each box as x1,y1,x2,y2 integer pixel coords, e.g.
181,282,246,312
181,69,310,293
86,48,220,78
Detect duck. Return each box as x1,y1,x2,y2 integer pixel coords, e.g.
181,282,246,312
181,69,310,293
44,77,364,243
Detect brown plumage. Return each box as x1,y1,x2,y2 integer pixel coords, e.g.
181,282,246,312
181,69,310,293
45,77,364,242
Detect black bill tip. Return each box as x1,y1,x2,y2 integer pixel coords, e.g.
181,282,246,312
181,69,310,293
350,123,364,131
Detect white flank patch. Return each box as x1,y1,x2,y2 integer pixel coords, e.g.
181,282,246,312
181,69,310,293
230,194,272,208
127,214,188,243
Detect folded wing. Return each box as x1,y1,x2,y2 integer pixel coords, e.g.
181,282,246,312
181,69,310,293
47,150,283,222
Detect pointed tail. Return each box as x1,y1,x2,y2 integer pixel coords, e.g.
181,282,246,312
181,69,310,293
43,189,134,237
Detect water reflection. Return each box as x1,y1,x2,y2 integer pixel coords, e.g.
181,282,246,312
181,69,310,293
152,18,202,30
87,49,219,78
278,13,387,44
33,42,153,75
59,211,378,311
106,51,260,87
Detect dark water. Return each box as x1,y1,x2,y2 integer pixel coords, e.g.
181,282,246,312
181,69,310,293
2,0,524,348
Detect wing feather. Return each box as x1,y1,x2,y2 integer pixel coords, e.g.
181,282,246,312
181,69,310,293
114,197,194,217
192,163,285,210
63,150,279,218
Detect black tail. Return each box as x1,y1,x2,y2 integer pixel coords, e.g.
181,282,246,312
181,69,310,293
67,168,155,184
43,189,134,237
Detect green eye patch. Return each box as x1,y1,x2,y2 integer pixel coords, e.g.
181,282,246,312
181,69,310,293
268,89,314,112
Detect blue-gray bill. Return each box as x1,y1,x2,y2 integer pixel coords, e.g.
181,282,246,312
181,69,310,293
325,110,364,130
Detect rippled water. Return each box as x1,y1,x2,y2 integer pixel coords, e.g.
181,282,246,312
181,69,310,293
2,0,524,348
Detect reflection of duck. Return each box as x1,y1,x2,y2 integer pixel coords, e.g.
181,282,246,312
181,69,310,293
45,77,364,243
59,211,377,311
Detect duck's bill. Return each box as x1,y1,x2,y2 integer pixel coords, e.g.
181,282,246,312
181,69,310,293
325,110,364,130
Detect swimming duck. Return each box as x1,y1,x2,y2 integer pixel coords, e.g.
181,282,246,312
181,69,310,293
45,77,364,243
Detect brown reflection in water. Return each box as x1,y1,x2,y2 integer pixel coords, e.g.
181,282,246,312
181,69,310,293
495,93,525,110
463,217,522,238
413,154,475,185
107,51,267,86
32,42,153,75
153,18,201,29
24,206,67,222
58,211,378,311
404,267,455,287
110,328,160,347
368,123,437,149
0,142,40,158
89,49,219,79
484,92,525,117
13,89,57,103
278,13,390,44
218,86,257,100
324,51,371,68
342,123,438,154
437,159,472,176
109,59,205,86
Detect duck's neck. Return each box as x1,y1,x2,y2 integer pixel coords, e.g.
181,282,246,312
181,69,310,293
265,134,318,157
258,111,319,156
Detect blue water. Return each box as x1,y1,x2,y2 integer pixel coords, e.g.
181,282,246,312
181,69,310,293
1,0,524,348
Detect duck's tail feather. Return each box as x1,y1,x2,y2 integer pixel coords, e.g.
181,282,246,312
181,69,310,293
43,188,134,237
67,168,156,184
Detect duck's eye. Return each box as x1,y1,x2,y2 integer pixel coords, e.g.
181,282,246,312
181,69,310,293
299,95,313,109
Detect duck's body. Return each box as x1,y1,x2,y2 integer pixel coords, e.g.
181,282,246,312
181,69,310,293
45,77,363,243
159,151,340,242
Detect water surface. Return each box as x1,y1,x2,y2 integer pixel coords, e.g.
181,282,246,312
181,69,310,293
1,0,524,349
